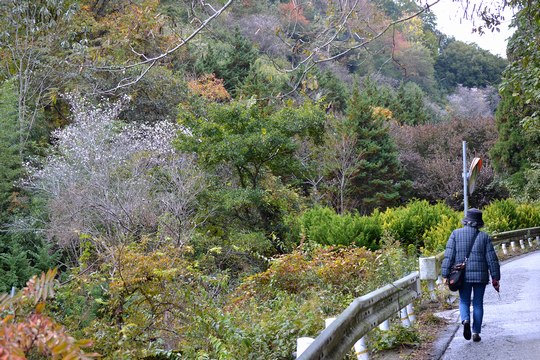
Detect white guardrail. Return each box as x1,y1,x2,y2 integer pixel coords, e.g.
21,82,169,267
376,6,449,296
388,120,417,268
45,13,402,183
296,229,540,360
296,272,420,360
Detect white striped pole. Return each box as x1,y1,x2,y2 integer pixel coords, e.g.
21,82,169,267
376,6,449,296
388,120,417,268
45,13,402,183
528,237,533,247
353,336,369,360
426,280,437,301
502,243,508,255
296,337,314,358
519,239,525,249
511,241,516,252
378,319,390,331
406,303,416,324
400,307,411,327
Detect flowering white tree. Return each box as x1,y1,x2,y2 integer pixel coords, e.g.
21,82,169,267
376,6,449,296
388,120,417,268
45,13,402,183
25,94,206,263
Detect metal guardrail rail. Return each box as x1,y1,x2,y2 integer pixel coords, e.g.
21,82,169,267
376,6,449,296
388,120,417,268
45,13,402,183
491,226,540,246
297,271,420,360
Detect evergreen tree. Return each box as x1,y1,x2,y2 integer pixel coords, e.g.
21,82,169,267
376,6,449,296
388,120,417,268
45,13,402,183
0,79,21,222
394,81,431,125
0,79,61,292
221,28,258,94
0,240,35,293
491,4,540,195
348,80,410,214
318,70,350,113
195,28,258,97
491,87,540,191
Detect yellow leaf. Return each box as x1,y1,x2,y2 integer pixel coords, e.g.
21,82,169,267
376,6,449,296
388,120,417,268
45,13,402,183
75,338,94,347
51,341,68,355
35,302,45,313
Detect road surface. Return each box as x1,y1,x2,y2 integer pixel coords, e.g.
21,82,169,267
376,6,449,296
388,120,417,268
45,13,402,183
440,250,540,360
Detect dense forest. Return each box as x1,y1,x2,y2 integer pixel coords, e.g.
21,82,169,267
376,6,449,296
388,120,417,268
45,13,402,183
0,0,539,358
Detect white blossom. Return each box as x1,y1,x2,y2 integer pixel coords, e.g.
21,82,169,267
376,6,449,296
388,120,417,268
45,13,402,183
25,94,206,262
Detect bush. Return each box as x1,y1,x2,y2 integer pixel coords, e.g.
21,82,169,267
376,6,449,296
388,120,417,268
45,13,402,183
381,200,459,249
483,199,520,232
515,202,540,228
222,244,416,359
421,214,461,255
484,199,540,233
297,207,382,249
369,325,421,352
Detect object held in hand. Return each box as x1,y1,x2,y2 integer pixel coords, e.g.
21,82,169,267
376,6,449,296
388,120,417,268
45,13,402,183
492,279,500,292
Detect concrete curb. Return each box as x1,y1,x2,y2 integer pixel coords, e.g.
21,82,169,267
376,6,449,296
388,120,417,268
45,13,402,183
429,308,460,360
429,322,459,360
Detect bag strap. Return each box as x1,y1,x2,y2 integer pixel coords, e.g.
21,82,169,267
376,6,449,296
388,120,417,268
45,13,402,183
464,230,480,264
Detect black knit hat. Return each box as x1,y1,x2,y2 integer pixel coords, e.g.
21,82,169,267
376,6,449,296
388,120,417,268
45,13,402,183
462,208,484,228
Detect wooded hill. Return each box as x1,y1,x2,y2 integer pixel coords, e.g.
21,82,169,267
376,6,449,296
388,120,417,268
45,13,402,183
0,0,539,358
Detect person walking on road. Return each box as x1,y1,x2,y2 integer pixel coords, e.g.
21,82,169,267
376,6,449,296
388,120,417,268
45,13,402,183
442,208,501,342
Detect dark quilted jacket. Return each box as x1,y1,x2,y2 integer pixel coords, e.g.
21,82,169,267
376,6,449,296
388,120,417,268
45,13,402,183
441,225,501,283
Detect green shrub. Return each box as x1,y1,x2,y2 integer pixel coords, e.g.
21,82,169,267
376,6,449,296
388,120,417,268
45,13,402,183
369,324,421,352
483,199,520,232
422,214,461,255
297,207,382,249
484,199,540,233
381,200,459,249
515,202,540,228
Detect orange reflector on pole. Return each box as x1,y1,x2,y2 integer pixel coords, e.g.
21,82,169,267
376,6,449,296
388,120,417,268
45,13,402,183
468,157,482,195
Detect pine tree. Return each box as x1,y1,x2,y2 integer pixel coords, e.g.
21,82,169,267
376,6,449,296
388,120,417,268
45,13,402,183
394,82,431,125
0,79,22,223
221,28,258,95
195,28,258,97
0,240,35,293
347,79,410,214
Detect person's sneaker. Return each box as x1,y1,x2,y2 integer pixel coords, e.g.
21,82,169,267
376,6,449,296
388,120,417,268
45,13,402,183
472,333,481,342
462,320,471,340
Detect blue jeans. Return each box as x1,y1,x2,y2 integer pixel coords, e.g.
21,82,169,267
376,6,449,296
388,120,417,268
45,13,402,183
459,282,487,334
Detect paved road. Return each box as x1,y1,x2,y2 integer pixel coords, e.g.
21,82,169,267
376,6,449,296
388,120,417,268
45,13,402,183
440,250,540,360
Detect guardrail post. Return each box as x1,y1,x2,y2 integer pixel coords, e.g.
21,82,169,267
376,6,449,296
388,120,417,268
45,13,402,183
399,307,411,327
511,241,516,252
353,336,369,360
297,337,314,358
528,237,533,247
406,303,416,324
519,239,526,249
536,236,540,247
325,318,336,328
502,243,508,254
419,256,438,301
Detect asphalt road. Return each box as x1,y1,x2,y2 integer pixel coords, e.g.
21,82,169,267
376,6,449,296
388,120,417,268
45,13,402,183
440,250,540,360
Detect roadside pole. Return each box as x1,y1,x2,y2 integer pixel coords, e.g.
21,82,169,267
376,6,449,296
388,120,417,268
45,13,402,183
463,141,468,215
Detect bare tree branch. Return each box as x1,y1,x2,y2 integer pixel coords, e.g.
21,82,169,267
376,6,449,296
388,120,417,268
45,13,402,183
94,0,234,94
274,0,442,97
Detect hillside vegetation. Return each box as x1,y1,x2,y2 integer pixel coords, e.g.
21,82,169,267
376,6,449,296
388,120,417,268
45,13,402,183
0,0,538,358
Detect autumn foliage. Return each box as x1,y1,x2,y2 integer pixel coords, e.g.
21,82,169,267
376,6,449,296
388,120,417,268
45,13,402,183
0,269,98,359
188,74,231,102
279,1,310,26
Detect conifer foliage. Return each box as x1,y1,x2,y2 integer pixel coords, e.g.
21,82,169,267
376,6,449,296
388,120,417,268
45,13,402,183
347,80,410,214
